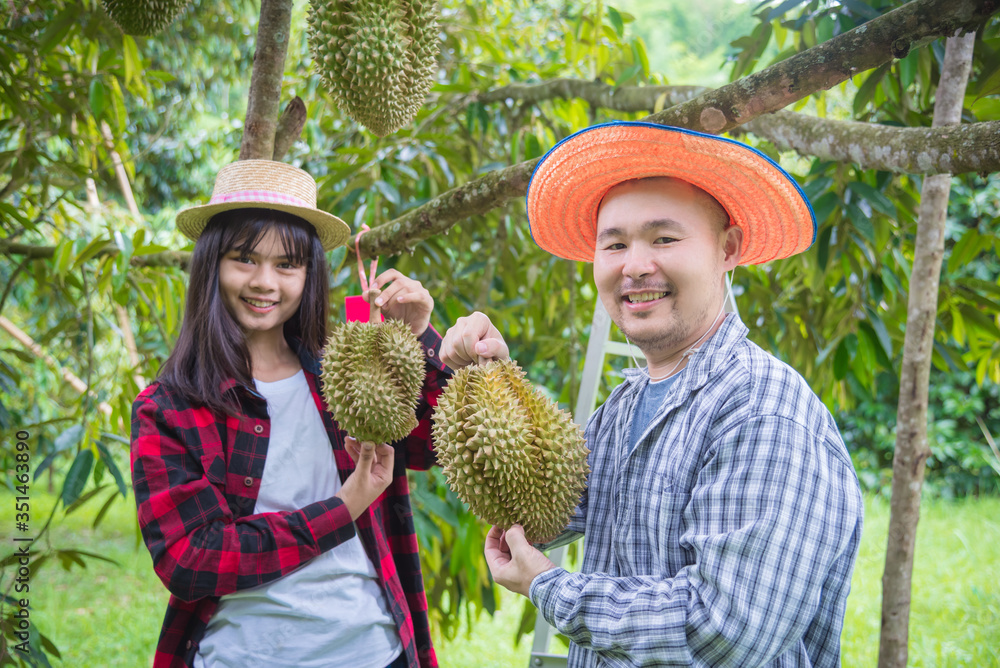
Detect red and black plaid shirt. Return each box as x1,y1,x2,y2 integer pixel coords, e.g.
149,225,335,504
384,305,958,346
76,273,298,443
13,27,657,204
130,328,449,668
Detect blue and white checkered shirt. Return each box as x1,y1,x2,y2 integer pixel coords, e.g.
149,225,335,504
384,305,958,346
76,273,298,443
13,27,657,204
530,313,863,667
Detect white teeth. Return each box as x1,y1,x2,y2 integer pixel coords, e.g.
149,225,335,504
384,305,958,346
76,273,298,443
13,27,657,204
244,298,276,308
627,292,667,303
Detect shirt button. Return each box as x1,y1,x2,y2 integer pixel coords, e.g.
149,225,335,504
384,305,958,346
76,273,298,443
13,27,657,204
244,476,253,487
426,348,435,357
186,640,192,650
254,424,263,434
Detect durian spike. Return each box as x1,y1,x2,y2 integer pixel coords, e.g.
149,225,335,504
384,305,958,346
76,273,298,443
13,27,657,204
368,287,382,322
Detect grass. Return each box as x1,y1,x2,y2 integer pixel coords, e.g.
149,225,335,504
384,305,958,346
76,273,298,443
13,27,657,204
1,491,997,667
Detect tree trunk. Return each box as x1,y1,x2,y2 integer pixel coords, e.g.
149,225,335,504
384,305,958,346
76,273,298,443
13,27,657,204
878,32,976,668
239,0,294,161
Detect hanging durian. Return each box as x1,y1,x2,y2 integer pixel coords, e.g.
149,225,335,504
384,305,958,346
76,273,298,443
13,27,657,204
103,0,192,35
307,0,440,137
321,289,425,444
433,359,589,544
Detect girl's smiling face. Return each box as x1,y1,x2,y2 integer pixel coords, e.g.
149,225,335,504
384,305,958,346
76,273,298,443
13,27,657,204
218,228,307,344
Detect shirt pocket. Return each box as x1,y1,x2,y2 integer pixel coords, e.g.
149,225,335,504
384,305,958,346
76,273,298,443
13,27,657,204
645,477,691,578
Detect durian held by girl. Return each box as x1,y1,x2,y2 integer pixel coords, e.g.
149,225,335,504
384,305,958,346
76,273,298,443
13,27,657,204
320,288,426,446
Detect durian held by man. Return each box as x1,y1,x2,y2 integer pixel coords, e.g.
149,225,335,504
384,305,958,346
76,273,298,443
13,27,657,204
439,122,864,668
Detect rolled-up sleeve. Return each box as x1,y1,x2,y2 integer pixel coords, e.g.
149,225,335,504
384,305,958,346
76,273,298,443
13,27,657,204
131,393,357,603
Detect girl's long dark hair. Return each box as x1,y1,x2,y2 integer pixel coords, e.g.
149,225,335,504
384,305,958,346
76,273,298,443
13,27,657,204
158,208,330,415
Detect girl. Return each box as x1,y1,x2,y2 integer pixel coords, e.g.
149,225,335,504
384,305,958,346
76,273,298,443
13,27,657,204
130,160,448,668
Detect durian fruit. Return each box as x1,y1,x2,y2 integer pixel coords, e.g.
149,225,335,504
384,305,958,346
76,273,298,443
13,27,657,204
307,0,440,137
321,314,425,444
103,0,192,35
433,359,589,544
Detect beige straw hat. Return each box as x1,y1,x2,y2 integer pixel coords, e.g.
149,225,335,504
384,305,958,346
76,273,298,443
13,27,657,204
175,160,350,251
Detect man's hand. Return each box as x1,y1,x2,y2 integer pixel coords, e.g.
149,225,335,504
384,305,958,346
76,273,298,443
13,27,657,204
484,524,556,598
369,269,433,336
336,437,395,520
440,311,509,369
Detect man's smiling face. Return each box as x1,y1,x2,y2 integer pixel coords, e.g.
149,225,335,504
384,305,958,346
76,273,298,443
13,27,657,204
593,177,741,361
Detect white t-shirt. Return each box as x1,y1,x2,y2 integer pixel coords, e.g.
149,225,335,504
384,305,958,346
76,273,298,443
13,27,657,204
194,370,402,668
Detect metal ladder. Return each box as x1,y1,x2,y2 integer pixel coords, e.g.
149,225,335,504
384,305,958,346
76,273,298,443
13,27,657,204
527,290,738,667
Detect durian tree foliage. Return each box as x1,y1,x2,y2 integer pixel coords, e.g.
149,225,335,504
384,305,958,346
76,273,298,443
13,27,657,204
2,0,1000,663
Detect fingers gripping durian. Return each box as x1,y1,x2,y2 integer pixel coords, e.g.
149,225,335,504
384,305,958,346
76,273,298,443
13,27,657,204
320,292,425,445
307,0,441,137
103,0,192,35
433,359,589,544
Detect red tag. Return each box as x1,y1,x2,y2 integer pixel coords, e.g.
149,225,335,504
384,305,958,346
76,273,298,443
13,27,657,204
345,295,384,323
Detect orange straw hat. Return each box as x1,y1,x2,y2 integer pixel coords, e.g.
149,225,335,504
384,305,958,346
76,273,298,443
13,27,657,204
175,159,350,251
526,121,816,265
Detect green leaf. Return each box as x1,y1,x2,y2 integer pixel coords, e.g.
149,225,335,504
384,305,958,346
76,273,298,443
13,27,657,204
834,340,849,380
947,228,984,275
616,63,641,85
846,202,875,243
816,224,833,272
123,35,140,87
607,6,625,37
767,0,809,21
132,243,170,256
38,7,77,55
54,423,85,452
960,304,1000,339
853,63,891,117
61,449,95,508
89,78,106,120
64,484,109,516
848,181,896,218
72,236,113,269
146,70,178,84
373,180,400,207
864,306,893,359
974,59,1000,100
841,0,880,20
898,50,918,90
96,441,129,497
810,192,839,225
633,38,650,78
93,489,121,529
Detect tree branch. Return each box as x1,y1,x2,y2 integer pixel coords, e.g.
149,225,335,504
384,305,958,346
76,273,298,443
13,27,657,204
646,0,998,134
272,96,307,161
478,80,1000,174
476,79,706,113
0,240,191,270
239,0,293,160
360,159,539,257
360,0,998,257
0,315,112,417
740,113,1000,175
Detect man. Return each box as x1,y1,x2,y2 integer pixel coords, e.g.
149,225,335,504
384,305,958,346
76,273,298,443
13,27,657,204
440,121,864,667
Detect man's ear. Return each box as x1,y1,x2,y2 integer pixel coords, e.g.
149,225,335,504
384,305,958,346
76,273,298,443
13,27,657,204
723,224,743,270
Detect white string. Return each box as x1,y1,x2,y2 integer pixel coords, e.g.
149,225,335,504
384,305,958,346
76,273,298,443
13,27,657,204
624,270,735,382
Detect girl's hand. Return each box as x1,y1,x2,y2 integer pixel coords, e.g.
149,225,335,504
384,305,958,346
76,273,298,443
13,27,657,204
337,436,395,520
368,269,433,336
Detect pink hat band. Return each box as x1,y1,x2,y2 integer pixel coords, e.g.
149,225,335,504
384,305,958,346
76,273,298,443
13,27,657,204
209,190,312,209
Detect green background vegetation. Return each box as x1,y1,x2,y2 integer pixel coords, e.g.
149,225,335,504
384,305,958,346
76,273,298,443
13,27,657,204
2,0,999,664
1,490,997,666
